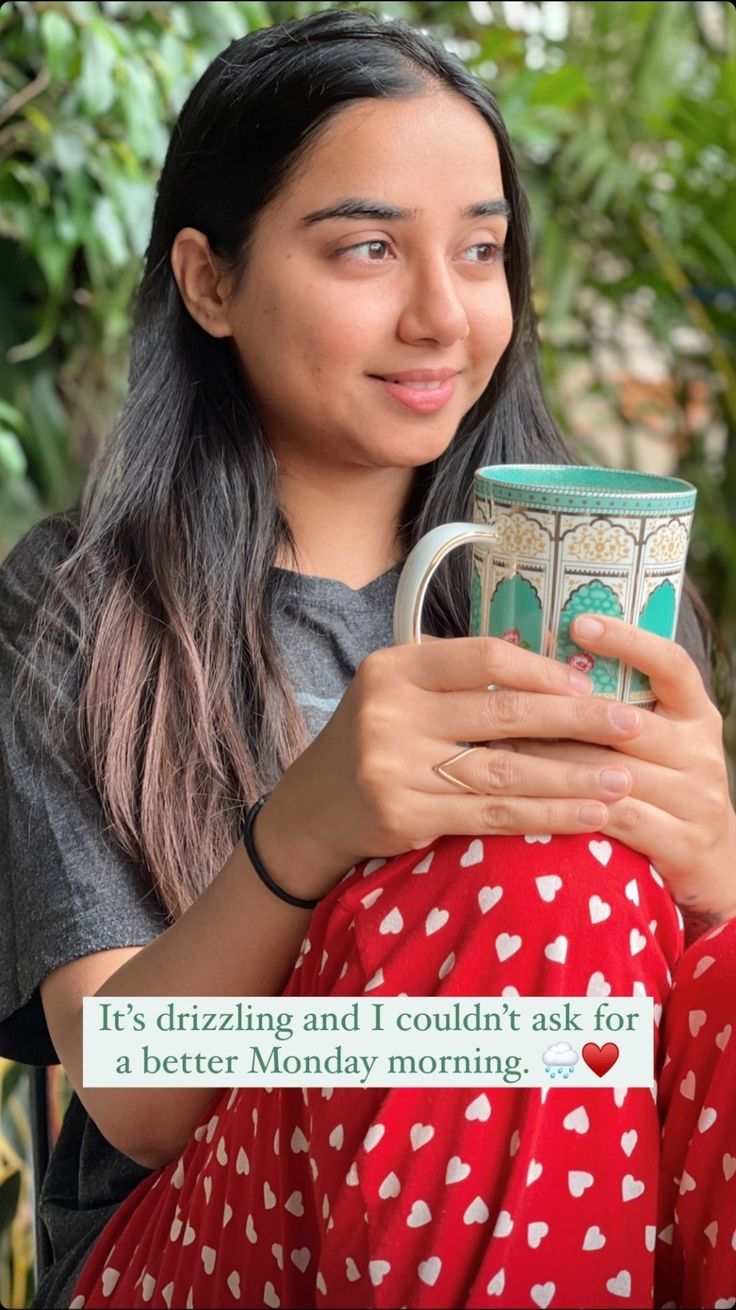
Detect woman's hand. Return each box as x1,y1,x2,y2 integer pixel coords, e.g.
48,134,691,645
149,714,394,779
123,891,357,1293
511,614,736,920
255,632,641,899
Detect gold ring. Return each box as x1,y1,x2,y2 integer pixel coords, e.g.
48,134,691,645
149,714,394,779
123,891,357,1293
432,746,485,795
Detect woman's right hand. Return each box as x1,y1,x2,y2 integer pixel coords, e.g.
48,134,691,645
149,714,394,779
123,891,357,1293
254,635,644,900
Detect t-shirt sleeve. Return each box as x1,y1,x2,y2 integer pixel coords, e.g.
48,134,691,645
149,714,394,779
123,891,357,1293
0,512,170,1066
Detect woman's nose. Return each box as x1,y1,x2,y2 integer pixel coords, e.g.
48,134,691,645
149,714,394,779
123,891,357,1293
396,258,470,347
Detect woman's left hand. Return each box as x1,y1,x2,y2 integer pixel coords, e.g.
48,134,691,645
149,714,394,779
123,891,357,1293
516,614,736,920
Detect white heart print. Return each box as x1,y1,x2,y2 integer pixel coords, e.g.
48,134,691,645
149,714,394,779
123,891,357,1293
568,1170,594,1197
418,1256,442,1286
544,935,568,964
465,1093,491,1121
291,1248,311,1274
620,1129,637,1156
531,1283,556,1309
535,875,563,902
200,1246,216,1275
582,1225,606,1250
284,1190,305,1216
379,1171,401,1198
328,1123,344,1150
622,1174,645,1201
426,907,449,935
562,1106,589,1134
460,839,484,866
407,1200,432,1227
589,895,611,923
463,1196,489,1224
410,1122,434,1150
369,1260,391,1287
478,885,503,913
446,1156,471,1183
364,1123,385,1152
606,1271,632,1298
587,971,612,997
487,1268,505,1295
528,1222,548,1249
496,933,522,962
493,1210,513,1236
101,1269,120,1297
589,839,612,866
263,1281,280,1308
379,907,403,935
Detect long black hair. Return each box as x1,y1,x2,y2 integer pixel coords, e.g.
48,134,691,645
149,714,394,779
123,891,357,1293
14,7,713,918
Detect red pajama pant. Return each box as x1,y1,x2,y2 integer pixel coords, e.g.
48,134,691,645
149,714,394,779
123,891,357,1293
68,832,736,1310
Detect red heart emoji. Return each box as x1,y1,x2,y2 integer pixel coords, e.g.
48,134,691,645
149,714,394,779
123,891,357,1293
582,1042,619,1077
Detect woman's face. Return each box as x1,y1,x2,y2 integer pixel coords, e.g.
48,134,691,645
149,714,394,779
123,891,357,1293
225,90,513,471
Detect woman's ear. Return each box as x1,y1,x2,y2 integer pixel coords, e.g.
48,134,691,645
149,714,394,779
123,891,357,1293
170,227,235,339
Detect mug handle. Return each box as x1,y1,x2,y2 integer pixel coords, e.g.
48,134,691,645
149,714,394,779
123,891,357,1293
393,522,499,647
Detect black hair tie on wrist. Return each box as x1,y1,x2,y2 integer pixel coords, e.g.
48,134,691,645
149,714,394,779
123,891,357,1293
242,793,323,910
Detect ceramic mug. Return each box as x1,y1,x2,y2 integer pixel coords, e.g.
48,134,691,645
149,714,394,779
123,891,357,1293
393,464,697,708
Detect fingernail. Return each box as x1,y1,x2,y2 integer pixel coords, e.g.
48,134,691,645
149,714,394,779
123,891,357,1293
600,768,630,793
568,669,593,694
579,803,607,826
575,617,605,640
610,705,640,732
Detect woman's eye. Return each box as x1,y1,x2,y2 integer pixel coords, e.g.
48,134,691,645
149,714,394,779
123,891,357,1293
465,242,504,264
338,239,393,261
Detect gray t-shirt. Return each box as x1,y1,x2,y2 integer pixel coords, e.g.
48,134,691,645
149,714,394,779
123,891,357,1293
0,507,400,1309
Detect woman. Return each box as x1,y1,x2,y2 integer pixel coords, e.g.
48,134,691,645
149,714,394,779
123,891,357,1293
1,9,734,1309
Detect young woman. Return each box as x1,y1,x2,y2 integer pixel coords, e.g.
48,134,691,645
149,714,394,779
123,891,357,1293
1,9,734,1309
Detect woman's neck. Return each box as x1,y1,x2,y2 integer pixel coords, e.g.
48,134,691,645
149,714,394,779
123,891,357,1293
272,461,412,588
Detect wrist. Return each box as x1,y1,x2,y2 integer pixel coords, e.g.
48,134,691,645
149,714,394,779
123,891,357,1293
252,786,352,902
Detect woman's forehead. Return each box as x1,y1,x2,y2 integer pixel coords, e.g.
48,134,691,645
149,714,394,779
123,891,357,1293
281,92,504,216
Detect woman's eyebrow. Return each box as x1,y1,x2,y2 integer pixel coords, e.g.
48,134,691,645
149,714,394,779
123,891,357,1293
298,197,512,226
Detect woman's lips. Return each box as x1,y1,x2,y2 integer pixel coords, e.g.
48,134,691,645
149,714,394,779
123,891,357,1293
368,373,458,412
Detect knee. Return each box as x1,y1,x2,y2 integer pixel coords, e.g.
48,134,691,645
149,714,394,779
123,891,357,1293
342,831,682,995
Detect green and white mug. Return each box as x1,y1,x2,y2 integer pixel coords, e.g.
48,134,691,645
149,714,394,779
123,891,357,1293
393,465,697,709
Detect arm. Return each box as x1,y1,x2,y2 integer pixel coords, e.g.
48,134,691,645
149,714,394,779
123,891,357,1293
41,797,341,1171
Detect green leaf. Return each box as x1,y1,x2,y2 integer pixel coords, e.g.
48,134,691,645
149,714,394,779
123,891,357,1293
529,64,592,109
90,194,129,269
0,430,29,482
589,159,632,214
30,217,73,297
50,122,94,174
39,9,78,82
79,23,117,116
697,218,736,286
0,399,28,436
0,1061,26,1107
22,104,51,137
567,141,615,202
120,60,162,161
106,175,154,259
242,1,273,28
3,161,49,208
20,369,72,501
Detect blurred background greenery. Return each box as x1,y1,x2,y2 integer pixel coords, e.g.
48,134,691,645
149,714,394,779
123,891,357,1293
0,1,734,1304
